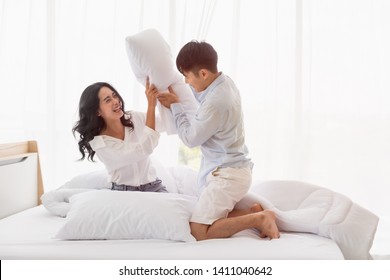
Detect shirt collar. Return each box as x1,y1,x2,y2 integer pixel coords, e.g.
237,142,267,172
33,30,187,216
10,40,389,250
193,72,225,103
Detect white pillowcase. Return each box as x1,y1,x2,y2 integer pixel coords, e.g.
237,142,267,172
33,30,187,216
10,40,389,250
168,165,199,197
150,157,179,193
59,159,179,193
125,28,179,90
60,165,196,195
56,190,197,242
125,28,198,134
61,170,111,190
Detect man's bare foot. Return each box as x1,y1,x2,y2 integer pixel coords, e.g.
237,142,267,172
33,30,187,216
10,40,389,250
250,203,264,213
254,210,280,239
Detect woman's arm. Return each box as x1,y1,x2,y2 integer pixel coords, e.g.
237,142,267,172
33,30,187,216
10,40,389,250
145,77,158,130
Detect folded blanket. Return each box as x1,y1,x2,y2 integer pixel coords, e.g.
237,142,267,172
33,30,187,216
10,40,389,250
41,188,94,218
235,180,379,260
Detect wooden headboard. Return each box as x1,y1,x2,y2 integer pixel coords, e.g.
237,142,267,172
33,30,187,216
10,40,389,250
0,141,44,219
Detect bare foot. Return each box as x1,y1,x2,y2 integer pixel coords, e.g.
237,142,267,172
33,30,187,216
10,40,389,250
254,210,280,239
250,203,264,213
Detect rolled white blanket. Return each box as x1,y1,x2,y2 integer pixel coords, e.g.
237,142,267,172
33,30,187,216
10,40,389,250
41,188,95,217
236,180,379,260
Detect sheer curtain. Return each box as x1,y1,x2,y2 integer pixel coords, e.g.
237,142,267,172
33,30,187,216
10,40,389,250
300,0,390,216
0,0,389,216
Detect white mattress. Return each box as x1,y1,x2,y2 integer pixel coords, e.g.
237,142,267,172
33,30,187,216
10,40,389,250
0,206,344,260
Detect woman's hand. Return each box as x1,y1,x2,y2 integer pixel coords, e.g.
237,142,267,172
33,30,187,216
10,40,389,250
145,77,157,130
145,77,158,108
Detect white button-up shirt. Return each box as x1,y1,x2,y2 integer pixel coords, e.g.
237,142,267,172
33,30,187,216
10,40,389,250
89,111,160,186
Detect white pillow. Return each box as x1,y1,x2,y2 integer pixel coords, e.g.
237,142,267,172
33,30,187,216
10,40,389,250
168,165,199,197
55,190,196,242
61,170,111,190
125,28,179,90
125,29,198,134
150,157,178,193
60,160,179,193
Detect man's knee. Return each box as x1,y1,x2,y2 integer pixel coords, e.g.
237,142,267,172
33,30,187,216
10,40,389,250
190,222,209,241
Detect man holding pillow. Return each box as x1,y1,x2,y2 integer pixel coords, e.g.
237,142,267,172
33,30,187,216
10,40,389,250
158,41,280,241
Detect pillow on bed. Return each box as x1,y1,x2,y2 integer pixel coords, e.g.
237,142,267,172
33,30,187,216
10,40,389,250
55,190,196,242
125,29,198,134
168,165,199,197
61,170,111,190
150,157,178,193
60,160,179,193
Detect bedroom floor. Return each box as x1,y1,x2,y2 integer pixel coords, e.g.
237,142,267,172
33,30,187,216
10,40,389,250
370,216,390,260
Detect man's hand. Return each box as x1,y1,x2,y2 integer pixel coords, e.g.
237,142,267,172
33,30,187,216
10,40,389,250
157,86,180,109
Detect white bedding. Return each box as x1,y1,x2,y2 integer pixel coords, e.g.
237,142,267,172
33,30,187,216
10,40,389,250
0,157,379,260
38,164,379,260
0,205,344,260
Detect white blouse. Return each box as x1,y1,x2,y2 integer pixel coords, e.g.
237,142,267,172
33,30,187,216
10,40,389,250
89,111,160,186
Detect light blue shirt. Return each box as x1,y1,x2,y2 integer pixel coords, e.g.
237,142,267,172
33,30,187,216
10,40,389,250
171,73,253,188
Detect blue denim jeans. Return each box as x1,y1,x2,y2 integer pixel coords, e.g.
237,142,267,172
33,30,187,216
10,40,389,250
111,179,168,193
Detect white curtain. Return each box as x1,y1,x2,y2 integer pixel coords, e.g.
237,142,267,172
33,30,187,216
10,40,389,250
0,0,389,217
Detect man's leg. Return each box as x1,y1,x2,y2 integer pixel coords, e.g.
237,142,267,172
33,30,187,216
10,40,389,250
190,209,280,241
190,167,280,241
227,203,263,218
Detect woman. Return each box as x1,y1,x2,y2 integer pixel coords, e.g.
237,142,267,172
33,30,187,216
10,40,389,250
72,78,167,193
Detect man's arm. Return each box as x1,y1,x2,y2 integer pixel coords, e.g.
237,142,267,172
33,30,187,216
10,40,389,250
158,86,221,147
171,102,221,148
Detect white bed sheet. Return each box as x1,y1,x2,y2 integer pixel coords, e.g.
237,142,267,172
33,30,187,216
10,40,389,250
0,206,344,260
370,216,390,260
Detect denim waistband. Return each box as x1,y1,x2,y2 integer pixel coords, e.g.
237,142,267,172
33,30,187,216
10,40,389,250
111,179,162,191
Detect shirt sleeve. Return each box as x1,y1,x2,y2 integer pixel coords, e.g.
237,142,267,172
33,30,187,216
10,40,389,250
171,102,222,148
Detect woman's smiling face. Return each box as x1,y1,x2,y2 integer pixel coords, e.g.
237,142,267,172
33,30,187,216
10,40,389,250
97,86,124,121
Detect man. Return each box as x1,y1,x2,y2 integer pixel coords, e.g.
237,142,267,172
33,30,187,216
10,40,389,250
158,41,280,241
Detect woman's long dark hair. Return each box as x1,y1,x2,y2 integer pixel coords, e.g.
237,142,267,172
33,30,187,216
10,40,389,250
72,82,134,161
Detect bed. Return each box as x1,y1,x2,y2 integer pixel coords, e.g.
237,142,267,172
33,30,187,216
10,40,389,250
0,206,343,260
0,140,379,260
